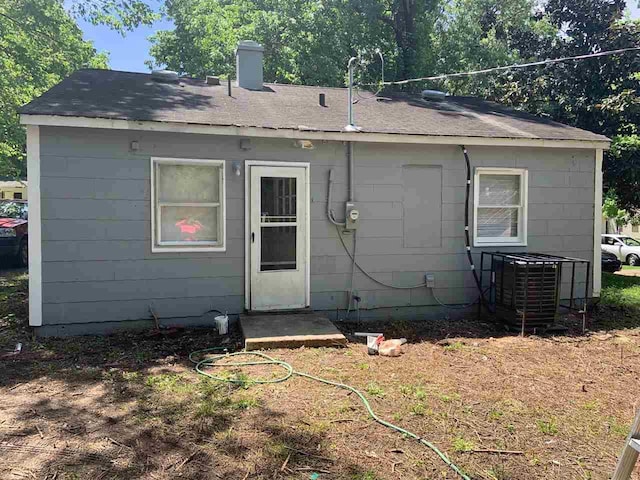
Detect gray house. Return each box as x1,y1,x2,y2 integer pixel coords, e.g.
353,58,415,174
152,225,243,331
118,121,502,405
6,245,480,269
20,43,609,336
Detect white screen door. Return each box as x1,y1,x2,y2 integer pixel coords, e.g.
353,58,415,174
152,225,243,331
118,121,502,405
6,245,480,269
249,165,308,310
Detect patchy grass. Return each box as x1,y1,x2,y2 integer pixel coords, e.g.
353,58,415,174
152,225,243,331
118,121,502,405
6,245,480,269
536,419,559,436
443,341,465,352
452,436,476,452
601,273,640,308
0,268,639,479
365,382,385,397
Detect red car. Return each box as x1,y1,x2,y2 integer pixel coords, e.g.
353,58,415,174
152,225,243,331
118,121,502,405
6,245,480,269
0,201,28,267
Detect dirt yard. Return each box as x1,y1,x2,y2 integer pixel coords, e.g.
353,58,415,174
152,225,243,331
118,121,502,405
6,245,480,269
1,270,639,480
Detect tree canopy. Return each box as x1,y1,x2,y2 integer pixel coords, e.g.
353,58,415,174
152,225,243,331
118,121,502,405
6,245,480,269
0,0,157,179
3,0,639,212
66,0,156,34
150,0,639,210
0,0,110,177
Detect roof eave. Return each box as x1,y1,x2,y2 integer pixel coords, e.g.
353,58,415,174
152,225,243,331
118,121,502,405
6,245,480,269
20,113,611,150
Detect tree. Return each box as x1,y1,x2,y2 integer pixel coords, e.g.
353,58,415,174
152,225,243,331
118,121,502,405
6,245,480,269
149,0,403,86
470,0,640,211
603,192,629,233
606,134,640,212
149,0,544,88
66,0,156,34
0,0,110,178
148,0,638,214
430,0,548,95
1,0,156,178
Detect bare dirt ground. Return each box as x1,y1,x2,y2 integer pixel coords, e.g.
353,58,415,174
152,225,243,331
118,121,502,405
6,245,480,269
0,270,639,480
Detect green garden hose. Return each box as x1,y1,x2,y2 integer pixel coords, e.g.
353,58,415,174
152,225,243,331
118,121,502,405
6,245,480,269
189,348,471,480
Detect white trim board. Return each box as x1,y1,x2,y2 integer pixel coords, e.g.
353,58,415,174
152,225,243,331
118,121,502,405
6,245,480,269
244,161,311,310
592,149,603,297
20,114,611,150
473,167,528,248
26,125,42,327
150,157,227,253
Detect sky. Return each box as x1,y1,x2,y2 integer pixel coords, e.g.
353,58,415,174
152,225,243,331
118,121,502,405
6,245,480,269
76,16,174,72
78,1,640,74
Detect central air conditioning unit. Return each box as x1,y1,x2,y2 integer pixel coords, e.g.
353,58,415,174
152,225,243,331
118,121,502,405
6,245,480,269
479,252,592,334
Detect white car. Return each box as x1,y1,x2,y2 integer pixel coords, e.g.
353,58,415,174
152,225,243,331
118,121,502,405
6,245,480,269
602,234,640,265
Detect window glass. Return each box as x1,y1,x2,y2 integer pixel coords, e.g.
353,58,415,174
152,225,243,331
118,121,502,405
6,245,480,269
477,207,518,238
160,206,218,243
475,169,526,245
478,174,520,206
158,164,219,203
153,160,224,250
259,176,297,271
261,226,296,271
622,237,640,246
260,177,297,222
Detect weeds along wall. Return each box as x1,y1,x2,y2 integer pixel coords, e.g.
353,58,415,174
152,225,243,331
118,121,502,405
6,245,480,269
36,126,596,334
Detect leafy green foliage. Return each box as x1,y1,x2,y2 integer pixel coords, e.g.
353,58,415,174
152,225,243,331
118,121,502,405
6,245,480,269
605,134,640,212
0,201,27,219
473,0,639,210
66,0,157,34
602,191,629,230
149,0,535,89
0,0,108,178
149,0,401,86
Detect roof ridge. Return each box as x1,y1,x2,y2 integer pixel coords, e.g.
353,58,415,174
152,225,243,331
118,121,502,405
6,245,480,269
74,69,350,90
266,82,348,91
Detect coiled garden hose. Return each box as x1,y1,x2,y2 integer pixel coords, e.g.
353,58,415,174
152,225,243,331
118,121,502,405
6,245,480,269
189,348,471,480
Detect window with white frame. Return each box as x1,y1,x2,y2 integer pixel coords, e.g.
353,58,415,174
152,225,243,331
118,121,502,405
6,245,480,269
474,168,527,246
151,157,225,252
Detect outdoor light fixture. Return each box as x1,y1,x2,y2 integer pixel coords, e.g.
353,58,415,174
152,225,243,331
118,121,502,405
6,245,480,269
239,138,252,151
295,140,314,150
232,161,242,176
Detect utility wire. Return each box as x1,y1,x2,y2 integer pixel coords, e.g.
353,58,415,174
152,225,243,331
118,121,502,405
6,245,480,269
335,225,428,289
374,46,640,86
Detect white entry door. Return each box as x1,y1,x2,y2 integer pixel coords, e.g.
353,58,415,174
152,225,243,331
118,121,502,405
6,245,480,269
249,165,308,311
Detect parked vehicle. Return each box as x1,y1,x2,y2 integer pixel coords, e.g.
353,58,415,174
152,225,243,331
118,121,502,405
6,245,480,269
602,234,640,266
0,201,28,267
601,250,622,273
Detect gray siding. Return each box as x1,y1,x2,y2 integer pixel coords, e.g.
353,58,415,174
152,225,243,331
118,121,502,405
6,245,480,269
38,126,595,329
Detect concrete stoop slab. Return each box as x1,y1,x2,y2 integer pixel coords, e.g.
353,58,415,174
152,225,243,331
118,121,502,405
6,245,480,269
239,313,347,350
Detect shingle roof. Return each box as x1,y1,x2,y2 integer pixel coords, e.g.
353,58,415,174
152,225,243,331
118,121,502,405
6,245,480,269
20,69,609,143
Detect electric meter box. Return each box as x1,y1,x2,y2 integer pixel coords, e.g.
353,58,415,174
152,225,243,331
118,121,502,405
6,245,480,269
345,202,360,230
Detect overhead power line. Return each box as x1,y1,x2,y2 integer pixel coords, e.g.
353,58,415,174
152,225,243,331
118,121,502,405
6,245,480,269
378,46,640,86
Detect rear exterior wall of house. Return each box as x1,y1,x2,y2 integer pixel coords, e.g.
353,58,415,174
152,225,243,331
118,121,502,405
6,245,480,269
36,126,596,335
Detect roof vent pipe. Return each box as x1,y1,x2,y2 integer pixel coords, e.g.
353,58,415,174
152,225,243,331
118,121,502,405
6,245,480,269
236,40,264,91
422,89,447,101
319,93,326,107
206,76,220,85
344,57,358,131
151,70,180,83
